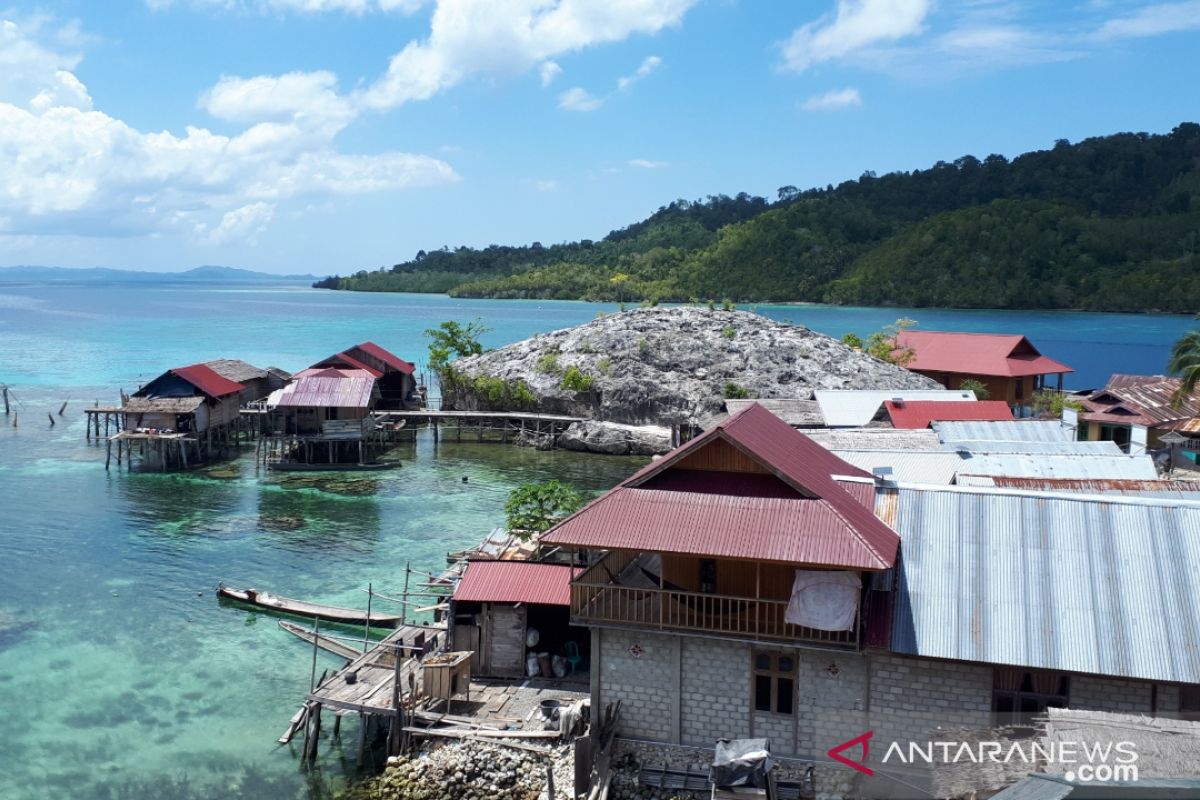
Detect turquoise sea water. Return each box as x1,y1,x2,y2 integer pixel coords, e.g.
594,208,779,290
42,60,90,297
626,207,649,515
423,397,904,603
0,283,1192,799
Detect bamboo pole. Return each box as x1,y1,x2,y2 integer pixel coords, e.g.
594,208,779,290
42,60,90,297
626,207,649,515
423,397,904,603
401,561,411,625
58,400,67,416
310,616,321,691
363,583,373,653
2,385,8,415
47,413,55,427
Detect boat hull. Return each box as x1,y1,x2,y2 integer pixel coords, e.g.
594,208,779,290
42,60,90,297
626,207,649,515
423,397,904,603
216,584,401,628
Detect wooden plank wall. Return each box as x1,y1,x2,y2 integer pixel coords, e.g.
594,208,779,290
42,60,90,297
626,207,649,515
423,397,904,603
674,438,769,474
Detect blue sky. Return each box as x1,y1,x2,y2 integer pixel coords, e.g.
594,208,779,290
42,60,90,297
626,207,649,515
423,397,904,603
0,0,1197,275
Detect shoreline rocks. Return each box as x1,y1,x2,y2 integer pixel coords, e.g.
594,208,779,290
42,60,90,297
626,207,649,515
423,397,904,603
558,420,672,456
445,307,938,426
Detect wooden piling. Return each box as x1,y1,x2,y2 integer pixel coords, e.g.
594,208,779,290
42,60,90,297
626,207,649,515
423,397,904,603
105,440,112,471
2,385,8,415
47,413,55,427
363,583,373,653
58,400,67,416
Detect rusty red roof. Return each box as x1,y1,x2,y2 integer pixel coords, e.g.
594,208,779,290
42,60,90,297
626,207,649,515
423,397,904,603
170,363,244,399
884,399,1014,429
1081,376,1200,427
293,367,375,380
353,341,415,375
896,331,1073,378
453,561,581,606
543,403,899,570
269,375,376,408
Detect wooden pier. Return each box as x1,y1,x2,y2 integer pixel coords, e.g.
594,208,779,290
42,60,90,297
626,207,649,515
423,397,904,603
375,410,583,445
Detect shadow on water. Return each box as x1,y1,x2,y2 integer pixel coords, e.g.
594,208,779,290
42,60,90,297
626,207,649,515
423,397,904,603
255,480,382,553
41,765,337,800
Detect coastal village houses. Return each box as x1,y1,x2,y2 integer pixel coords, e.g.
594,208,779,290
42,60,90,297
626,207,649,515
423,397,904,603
541,403,1200,795
1075,373,1200,456
123,363,245,436
895,330,1073,409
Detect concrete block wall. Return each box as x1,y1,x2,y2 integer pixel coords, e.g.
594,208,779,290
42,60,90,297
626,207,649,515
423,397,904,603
680,637,749,746
868,654,994,746
596,628,676,741
1071,675,1154,713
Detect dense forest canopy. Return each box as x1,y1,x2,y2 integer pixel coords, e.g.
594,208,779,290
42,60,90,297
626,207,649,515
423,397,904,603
314,124,1200,312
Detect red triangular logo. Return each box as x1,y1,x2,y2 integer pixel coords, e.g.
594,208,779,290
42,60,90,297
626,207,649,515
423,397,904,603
827,730,874,776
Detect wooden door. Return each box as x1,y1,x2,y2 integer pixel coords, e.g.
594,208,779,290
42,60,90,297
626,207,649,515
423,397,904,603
484,604,526,677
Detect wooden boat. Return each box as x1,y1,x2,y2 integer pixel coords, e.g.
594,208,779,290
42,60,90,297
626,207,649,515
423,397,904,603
277,620,363,660
216,583,402,628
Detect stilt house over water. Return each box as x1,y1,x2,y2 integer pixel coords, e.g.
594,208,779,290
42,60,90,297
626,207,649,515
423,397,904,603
124,363,244,435
309,341,420,409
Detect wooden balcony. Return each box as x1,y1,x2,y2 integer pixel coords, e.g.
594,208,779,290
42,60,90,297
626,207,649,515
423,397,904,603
568,551,859,649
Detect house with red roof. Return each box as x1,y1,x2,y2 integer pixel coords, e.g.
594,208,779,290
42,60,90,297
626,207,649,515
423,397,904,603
309,341,420,409
895,330,1072,407
883,398,1014,429
124,363,245,435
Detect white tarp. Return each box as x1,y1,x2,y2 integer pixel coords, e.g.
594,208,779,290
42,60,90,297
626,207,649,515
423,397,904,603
784,570,861,631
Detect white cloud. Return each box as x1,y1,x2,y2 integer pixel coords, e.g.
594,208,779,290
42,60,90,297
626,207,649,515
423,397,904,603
628,158,667,168
0,17,457,240
539,60,563,86
800,86,862,111
148,0,428,14
195,201,274,245
359,0,696,110
781,0,932,72
558,86,603,111
533,179,559,191
617,55,661,90
1091,0,1200,40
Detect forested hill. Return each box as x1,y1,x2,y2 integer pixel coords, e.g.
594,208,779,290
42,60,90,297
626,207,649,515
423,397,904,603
314,124,1200,312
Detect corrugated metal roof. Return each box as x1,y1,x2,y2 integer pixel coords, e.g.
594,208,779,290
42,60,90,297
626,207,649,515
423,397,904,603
987,776,1075,800
543,487,894,569
814,389,976,427
168,363,244,398
453,561,580,606
832,450,965,485
992,775,1200,800
885,400,1013,429
941,440,1124,455
933,419,1073,443
544,403,900,570
724,398,824,426
896,330,1073,377
204,359,268,384
122,396,205,414
955,453,1159,480
888,483,1200,683
1082,376,1200,427
292,367,375,380
804,428,942,451
353,341,416,376
956,476,1200,498
268,375,376,408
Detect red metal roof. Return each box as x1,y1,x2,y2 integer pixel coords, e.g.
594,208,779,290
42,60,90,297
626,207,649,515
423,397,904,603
884,400,1014,429
293,367,375,380
170,363,245,399
270,375,376,408
453,561,581,606
896,331,1073,378
543,403,899,570
353,341,415,375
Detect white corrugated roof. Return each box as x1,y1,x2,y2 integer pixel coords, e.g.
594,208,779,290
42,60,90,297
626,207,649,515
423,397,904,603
941,440,1123,455
933,419,1073,443
814,389,976,427
955,452,1158,480
831,449,964,485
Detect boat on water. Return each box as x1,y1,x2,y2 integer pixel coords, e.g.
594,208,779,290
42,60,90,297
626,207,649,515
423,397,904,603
277,619,365,660
216,583,402,628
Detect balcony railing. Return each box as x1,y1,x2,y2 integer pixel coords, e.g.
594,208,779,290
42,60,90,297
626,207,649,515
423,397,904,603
568,552,859,649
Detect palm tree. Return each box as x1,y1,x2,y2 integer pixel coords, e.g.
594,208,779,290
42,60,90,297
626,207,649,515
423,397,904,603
1168,320,1200,407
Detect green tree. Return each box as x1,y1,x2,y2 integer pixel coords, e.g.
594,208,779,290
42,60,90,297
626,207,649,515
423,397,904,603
1168,319,1200,406
864,318,917,366
504,481,585,540
960,378,991,401
424,319,490,372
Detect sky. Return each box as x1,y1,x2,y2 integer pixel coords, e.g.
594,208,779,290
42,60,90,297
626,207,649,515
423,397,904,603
0,0,1197,275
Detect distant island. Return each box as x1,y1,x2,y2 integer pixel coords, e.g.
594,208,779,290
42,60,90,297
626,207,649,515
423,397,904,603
0,265,317,284
314,123,1200,313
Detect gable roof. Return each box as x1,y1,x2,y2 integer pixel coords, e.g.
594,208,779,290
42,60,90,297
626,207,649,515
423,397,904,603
1082,376,1200,427
268,375,376,409
142,363,244,399
453,561,581,606
885,399,1014,429
896,330,1073,378
352,341,415,375
204,359,268,384
543,403,900,570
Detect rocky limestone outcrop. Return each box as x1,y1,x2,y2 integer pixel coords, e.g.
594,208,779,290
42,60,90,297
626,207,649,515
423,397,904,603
558,420,672,456
445,307,939,425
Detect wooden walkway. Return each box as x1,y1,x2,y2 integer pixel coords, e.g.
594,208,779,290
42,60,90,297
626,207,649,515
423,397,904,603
375,409,583,444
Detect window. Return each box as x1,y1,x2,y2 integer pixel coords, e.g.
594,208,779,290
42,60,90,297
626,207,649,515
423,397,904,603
699,560,717,594
753,652,796,715
993,668,1068,725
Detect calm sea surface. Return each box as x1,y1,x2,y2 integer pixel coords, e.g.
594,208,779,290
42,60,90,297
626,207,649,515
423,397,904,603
0,282,1191,799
